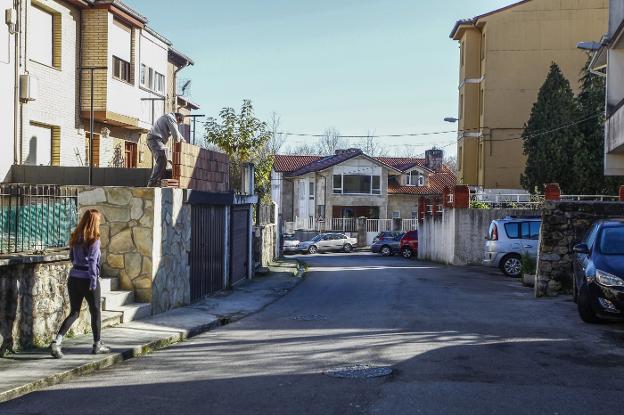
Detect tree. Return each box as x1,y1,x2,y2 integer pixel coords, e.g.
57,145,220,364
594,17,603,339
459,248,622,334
266,112,288,155
204,100,272,201
521,63,584,193
444,155,457,172
318,128,346,155
357,131,384,156
574,57,623,194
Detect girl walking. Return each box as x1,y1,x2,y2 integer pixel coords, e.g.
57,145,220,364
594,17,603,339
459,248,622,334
50,209,110,358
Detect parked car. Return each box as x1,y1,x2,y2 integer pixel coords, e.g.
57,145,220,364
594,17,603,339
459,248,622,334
372,231,403,245
572,219,624,323
371,233,404,256
282,235,300,255
483,216,541,277
298,233,358,254
400,230,418,259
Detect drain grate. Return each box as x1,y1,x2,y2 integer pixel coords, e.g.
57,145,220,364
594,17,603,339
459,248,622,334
291,314,327,321
324,364,393,379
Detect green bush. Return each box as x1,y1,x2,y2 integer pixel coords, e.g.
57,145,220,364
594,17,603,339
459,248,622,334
521,254,536,275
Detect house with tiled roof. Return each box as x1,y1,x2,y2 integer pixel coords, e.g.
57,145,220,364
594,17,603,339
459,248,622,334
271,148,457,225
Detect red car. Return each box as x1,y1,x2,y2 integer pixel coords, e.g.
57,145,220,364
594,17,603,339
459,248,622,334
400,230,418,258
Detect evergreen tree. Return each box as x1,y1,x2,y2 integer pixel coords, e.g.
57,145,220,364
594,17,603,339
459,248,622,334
575,58,623,194
521,63,584,193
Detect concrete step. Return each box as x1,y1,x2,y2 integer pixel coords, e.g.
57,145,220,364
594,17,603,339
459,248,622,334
100,277,119,293
108,303,152,323
102,290,135,310
101,310,123,329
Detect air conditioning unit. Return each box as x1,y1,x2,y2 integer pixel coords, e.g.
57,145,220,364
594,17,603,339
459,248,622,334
20,74,39,102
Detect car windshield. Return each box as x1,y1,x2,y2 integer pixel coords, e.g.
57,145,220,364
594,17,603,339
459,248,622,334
599,227,624,255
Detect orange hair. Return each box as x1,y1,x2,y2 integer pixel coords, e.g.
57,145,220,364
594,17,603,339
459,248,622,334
70,209,101,247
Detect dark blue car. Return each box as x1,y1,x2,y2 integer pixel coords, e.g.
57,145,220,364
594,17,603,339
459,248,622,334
371,233,404,256
573,220,624,323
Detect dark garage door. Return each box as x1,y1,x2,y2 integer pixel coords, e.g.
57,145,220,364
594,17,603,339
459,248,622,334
230,205,250,286
190,205,225,301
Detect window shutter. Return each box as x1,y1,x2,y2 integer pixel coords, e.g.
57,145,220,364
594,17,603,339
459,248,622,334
51,127,61,166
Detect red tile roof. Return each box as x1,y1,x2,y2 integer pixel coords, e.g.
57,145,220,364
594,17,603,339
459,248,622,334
273,155,324,173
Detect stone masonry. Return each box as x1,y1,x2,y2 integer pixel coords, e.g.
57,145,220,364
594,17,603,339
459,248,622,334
0,254,91,351
536,201,624,297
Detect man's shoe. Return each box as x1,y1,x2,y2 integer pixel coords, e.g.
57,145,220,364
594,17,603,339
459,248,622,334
50,342,63,359
92,341,111,354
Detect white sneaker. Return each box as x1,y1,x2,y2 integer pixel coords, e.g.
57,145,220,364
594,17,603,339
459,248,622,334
92,341,111,354
50,342,63,359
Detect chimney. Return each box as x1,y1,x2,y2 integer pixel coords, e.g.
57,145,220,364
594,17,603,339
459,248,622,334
425,148,444,172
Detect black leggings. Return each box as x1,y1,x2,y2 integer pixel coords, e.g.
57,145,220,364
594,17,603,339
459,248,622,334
57,277,101,342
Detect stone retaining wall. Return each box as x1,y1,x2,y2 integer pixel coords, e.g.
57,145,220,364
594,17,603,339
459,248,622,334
536,201,624,297
0,254,91,352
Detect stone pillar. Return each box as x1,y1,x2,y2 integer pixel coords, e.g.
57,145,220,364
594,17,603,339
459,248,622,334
454,185,470,209
356,217,367,247
619,185,624,202
544,183,561,201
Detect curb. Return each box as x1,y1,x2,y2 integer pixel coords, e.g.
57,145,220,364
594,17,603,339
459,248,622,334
0,265,306,404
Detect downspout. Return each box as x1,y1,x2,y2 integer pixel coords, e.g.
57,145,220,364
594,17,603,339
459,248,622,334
12,0,20,165
18,0,30,165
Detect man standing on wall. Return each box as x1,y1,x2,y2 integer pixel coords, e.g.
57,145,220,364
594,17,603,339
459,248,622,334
146,112,186,187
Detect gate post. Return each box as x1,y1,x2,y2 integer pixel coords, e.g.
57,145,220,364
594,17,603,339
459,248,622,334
544,183,561,201
357,216,367,247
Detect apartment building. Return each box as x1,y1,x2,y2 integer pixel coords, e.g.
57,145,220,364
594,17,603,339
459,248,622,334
1,0,196,181
590,0,624,175
450,0,608,190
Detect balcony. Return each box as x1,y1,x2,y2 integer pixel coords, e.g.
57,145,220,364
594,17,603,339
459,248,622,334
606,99,624,154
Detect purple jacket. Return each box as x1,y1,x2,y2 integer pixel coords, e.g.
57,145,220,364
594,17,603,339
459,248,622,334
69,239,101,290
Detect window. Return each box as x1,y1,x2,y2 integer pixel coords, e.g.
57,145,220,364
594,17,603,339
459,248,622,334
30,5,60,68
480,32,486,61
333,174,342,193
125,142,137,168
407,171,424,186
584,223,600,249
392,211,401,219
460,41,464,67
148,68,154,89
372,176,381,194
600,227,624,255
140,64,146,86
155,72,165,93
504,223,519,239
529,222,541,240
411,211,418,220
113,56,131,83
309,181,314,200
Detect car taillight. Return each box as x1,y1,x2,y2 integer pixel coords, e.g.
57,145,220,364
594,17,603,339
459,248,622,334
492,224,498,241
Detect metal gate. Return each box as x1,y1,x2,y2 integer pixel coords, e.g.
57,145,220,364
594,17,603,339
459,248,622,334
230,205,250,286
190,205,225,301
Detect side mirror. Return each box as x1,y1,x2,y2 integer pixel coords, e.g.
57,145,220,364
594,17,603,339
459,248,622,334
573,243,589,254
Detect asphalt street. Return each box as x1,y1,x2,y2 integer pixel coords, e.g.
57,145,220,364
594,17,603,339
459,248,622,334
3,252,624,415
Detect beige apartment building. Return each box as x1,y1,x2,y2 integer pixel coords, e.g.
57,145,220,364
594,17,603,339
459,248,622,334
451,0,608,190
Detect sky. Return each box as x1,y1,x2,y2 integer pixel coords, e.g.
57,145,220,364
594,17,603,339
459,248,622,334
125,0,514,157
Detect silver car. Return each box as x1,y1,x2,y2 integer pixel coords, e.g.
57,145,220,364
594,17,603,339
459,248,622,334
282,235,300,254
483,216,541,277
298,233,357,254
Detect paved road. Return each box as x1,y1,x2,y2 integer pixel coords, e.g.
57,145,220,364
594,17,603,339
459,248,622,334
3,253,624,415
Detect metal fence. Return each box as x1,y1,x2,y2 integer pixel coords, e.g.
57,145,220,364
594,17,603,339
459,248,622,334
0,184,78,254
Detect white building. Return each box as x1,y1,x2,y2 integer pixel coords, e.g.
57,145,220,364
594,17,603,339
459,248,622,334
0,0,16,180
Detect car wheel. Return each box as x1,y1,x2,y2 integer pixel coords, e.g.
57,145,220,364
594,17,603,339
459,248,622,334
343,243,353,253
380,245,391,256
401,247,413,259
500,254,522,277
308,245,318,254
577,285,602,324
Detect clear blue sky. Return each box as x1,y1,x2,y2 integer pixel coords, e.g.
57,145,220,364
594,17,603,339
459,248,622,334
126,0,513,156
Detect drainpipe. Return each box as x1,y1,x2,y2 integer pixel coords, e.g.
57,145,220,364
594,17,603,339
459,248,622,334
12,0,20,166
18,0,29,165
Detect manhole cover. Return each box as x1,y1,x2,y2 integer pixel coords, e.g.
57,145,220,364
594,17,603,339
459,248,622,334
324,364,393,379
292,314,327,321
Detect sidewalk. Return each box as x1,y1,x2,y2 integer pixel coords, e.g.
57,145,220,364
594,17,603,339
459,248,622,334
0,260,303,403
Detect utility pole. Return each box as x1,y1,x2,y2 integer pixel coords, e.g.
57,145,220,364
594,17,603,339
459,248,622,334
81,66,107,185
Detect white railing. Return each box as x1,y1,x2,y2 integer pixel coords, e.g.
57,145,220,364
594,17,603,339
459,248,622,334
331,218,357,232
560,195,620,201
470,192,544,209
401,219,417,231
366,219,393,233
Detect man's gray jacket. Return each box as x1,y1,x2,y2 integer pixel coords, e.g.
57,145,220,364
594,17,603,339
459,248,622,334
149,113,184,145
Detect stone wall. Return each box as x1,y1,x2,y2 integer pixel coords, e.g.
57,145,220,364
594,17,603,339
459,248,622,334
255,224,277,268
419,208,535,265
151,189,191,314
0,254,92,351
78,187,155,303
536,201,624,297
